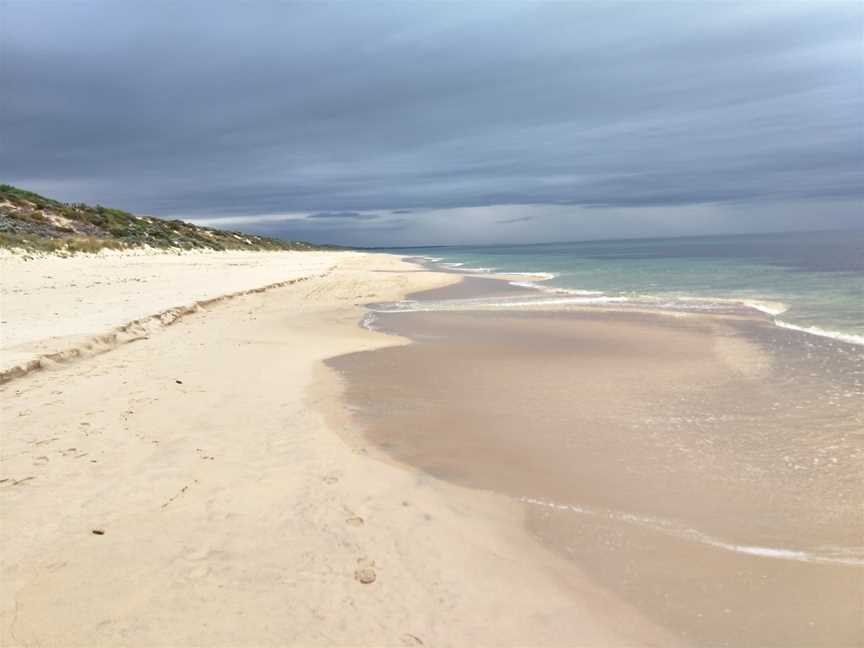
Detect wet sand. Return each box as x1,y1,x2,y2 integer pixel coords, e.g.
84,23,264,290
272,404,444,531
328,276,864,647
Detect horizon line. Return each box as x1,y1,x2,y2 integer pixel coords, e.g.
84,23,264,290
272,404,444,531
359,226,864,250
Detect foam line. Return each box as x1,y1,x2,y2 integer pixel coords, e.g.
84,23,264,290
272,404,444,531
417,257,863,346
775,320,864,346
521,496,864,566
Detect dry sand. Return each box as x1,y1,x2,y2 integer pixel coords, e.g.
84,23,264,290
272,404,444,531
0,249,344,380
0,251,673,646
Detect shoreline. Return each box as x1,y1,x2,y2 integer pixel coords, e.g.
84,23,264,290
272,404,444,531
0,252,672,646
329,272,864,646
408,256,864,348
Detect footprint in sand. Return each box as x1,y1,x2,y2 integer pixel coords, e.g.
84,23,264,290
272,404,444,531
321,473,340,485
346,516,364,527
354,558,376,584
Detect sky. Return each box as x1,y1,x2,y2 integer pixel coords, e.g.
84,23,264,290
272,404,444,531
2,1,862,246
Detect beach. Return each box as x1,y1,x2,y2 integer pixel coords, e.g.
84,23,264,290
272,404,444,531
0,251,677,647
0,250,342,381
6,0,862,643
331,274,864,647
6,2,860,643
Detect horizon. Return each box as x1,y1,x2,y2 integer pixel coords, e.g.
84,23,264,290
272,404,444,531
363,226,864,250
3,1,862,246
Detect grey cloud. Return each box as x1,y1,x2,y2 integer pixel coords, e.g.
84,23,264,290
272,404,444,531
1,1,861,245
306,211,379,220
498,216,534,224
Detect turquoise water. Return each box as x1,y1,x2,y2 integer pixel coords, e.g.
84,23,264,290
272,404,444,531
386,230,864,344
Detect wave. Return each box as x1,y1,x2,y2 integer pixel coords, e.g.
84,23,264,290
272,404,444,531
437,263,559,278
505,271,558,281
680,296,788,317
506,277,789,317
521,496,864,566
373,292,864,347
360,311,380,332
417,257,862,346
442,263,498,273
369,295,633,314
509,280,603,296
371,293,782,316
774,320,864,346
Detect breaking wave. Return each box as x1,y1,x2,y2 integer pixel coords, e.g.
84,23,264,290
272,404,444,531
406,257,864,347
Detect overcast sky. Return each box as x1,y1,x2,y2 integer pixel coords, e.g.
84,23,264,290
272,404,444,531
2,1,862,246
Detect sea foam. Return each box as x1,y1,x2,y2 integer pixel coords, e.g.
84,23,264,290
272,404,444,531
774,320,864,347
521,496,864,566
416,256,863,346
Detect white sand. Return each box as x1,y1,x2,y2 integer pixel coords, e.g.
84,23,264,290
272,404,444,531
0,250,345,379
0,251,673,646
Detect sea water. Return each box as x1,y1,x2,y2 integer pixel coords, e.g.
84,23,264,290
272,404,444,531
386,230,864,344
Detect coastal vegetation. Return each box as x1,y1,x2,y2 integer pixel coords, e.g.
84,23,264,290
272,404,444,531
0,184,329,253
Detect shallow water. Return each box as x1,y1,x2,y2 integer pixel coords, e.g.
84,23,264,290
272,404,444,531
330,276,864,646
386,230,864,344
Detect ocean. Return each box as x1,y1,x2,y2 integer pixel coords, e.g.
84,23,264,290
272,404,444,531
385,229,864,345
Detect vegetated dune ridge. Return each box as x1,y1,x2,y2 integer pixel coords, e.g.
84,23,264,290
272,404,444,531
0,184,346,380
0,252,674,647
0,184,332,253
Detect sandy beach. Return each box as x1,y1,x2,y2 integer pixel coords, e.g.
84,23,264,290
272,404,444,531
0,251,676,647
0,250,343,381
6,1,862,644
332,276,864,647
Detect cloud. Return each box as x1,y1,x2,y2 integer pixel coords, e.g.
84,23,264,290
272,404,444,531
183,213,306,227
497,216,534,224
2,1,861,244
306,211,379,220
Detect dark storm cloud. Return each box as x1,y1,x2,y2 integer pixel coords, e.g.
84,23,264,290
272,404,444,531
1,0,861,244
